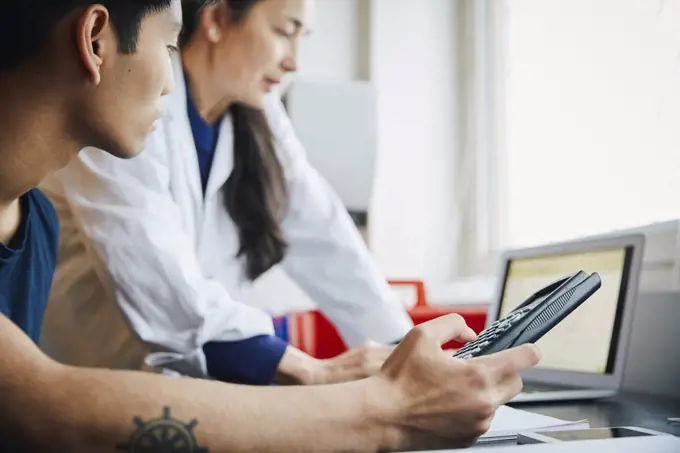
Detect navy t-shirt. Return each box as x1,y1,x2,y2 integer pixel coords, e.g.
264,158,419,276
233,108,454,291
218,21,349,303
0,189,59,343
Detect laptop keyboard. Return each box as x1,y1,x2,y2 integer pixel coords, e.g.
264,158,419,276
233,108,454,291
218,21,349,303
521,382,574,393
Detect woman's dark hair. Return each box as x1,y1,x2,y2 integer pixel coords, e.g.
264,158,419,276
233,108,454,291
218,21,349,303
181,0,289,281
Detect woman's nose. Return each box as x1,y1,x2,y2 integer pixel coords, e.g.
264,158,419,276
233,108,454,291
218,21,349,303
281,56,298,73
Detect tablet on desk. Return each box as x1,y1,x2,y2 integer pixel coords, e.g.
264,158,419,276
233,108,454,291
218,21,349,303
517,426,670,445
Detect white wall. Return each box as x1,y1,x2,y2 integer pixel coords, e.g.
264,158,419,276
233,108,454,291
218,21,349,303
295,0,462,285
368,0,460,285
297,0,368,80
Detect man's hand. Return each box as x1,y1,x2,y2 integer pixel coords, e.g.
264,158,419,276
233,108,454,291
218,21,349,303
368,314,541,451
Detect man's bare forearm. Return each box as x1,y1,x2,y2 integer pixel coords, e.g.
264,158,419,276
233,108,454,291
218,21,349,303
0,316,391,453
37,367,388,453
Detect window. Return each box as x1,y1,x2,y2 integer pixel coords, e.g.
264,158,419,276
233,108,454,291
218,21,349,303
493,0,680,249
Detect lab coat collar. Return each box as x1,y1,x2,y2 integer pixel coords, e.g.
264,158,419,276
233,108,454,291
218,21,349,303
168,54,234,203
204,114,234,201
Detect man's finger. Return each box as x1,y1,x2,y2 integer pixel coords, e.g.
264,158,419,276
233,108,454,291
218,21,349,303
412,314,477,346
471,344,542,382
497,374,525,405
455,327,478,343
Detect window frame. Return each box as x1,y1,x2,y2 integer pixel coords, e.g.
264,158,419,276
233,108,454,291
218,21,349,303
455,0,508,277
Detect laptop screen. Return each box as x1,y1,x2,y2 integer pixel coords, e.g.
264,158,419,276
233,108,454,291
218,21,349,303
497,246,634,375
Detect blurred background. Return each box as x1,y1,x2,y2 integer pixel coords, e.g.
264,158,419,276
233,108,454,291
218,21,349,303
251,0,680,315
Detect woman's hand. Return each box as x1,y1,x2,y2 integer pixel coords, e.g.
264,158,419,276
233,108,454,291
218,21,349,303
276,341,397,385
310,341,396,385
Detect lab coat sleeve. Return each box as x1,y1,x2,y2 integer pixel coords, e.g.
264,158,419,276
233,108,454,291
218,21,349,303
53,127,279,378
264,96,415,347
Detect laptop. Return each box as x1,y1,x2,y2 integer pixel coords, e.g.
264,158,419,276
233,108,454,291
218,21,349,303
486,233,645,403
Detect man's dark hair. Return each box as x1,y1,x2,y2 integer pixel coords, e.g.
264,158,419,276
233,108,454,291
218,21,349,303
0,1,174,71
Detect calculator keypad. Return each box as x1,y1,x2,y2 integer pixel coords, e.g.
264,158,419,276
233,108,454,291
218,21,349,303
452,302,535,359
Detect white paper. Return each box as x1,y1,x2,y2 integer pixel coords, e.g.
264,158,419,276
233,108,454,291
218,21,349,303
479,405,589,442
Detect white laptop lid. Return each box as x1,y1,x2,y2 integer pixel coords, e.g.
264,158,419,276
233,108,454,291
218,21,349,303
487,234,644,390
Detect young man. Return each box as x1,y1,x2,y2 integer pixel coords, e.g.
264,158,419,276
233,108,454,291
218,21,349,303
0,1,541,452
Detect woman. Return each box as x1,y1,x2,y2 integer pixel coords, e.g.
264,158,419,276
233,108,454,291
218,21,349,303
39,0,413,385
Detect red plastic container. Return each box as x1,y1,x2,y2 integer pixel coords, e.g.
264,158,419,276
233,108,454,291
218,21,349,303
287,280,489,359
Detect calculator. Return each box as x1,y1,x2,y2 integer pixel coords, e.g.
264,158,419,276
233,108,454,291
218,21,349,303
452,271,601,359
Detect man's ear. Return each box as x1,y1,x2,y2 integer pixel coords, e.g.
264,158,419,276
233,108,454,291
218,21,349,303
76,5,111,85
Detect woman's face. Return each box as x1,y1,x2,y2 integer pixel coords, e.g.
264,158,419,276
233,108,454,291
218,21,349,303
208,0,314,109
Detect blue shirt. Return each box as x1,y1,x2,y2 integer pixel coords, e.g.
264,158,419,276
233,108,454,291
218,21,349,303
186,83,220,193
0,189,59,344
186,87,288,385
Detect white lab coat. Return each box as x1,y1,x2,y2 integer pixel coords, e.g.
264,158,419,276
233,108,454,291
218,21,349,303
39,55,413,377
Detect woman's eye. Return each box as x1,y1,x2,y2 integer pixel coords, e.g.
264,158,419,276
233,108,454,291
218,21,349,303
167,45,179,54
275,28,295,38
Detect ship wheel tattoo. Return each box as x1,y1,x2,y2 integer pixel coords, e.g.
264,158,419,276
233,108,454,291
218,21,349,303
117,407,209,453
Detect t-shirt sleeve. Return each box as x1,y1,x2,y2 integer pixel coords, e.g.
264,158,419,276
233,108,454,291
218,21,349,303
29,189,60,266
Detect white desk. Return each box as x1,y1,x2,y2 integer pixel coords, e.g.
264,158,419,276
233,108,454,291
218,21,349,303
410,435,680,452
